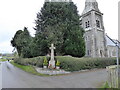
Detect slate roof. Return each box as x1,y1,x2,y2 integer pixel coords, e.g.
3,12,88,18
106,34,120,48
106,35,116,46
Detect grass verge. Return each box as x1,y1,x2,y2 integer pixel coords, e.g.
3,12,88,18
100,81,119,90
10,61,49,76
101,81,110,88
0,59,7,62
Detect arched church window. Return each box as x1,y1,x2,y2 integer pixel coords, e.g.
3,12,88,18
112,50,116,56
85,22,87,28
100,50,103,57
86,37,87,40
88,21,90,27
85,21,90,28
87,50,90,55
96,20,100,28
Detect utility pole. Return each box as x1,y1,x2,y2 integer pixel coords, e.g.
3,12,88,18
116,41,119,73
116,40,120,88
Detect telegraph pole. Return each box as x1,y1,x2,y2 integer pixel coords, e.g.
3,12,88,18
116,41,119,74
116,40,120,88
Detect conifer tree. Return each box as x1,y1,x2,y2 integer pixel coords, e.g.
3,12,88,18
34,1,85,57
11,27,33,58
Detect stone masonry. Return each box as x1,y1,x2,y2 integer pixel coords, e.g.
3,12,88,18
81,0,107,57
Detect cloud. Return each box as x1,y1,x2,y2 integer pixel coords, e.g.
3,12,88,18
0,41,14,53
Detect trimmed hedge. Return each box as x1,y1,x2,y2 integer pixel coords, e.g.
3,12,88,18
14,56,44,67
56,56,118,71
14,56,119,71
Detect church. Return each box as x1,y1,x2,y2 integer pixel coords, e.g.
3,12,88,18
80,0,120,57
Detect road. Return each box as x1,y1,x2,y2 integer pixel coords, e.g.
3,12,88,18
2,61,108,88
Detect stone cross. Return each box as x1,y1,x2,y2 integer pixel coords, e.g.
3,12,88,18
49,43,56,68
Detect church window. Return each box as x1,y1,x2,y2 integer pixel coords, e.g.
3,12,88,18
96,20,100,28
85,22,87,28
100,50,103,57
86,37,87,40
85,21,90,28
88,21,90,27
112,50,116,56
87,50,90,55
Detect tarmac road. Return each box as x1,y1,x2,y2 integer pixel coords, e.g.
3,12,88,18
2,61,108,88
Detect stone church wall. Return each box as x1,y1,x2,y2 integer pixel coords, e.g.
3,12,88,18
84,31,93,56
96,30,106,57
107,46,117,57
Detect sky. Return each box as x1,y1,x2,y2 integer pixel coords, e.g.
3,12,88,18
0,0,119,53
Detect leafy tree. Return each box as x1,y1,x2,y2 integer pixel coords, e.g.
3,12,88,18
34,1,85,57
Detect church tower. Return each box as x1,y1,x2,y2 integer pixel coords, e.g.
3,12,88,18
80,0,107,57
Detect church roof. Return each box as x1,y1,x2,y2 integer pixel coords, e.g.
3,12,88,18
82,0,100,15
106,35,117,46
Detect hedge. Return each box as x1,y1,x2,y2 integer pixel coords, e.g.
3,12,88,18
14,56,44,67
14,56,119,71
56,56,118,71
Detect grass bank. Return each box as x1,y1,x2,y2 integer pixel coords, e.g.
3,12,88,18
100,81,120,89
0,59,7,62
10,61,49,76
101,81,110,88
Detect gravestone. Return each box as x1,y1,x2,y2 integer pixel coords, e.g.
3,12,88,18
48,43,56,69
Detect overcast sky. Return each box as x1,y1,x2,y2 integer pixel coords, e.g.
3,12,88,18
0,0,119,53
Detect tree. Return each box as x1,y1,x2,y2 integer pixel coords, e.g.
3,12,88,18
11,27,33,58
34,1,85,57
11,30,23,57
31,34,49,57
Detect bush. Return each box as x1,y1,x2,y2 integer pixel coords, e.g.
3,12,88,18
14,56,119,72
14,56,44,67
43,56,48,66
56,60,60,66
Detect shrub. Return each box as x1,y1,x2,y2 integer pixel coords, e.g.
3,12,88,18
56,60,60,66
43,56,48,66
